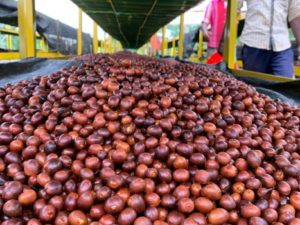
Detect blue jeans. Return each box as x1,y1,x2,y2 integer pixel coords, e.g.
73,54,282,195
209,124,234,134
242,45,294,78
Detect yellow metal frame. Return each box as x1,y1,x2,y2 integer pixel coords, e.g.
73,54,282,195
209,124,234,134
107,35,112,53
172,37,176,57
0,51,68,60
5,26,13,50
0,26,43,52
18,0,36,58
197,31,203,59
1,2,72,60
295,66,300,77
0,28,42,38
0,27,19,35
77,8,83,55
111,36,114,53
161,26,166,56
36,52,67,58
93,22,98,54
40,38,45,51
0,52,20,60
178,14,184,58
224,0,237,70
40,37,49,52
231,69,295,82
1,3,105,60
224,0,298,82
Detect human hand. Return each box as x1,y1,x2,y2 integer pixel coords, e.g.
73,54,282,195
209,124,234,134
202,23,210,41
203,30,210,41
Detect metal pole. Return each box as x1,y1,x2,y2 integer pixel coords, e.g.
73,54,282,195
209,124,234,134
224,0,238,69
108,35,112,53
5,25,13,50
178,14,184,58
197,31,203,59
77,8,83,55
102,39,105,53
93,22,98,54
172,37,176,57
161,26,166,56
7,34,12,50
18,0,36,58
40,37,46,51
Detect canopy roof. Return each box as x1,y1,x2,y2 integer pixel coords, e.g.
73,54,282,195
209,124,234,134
71,0,203,48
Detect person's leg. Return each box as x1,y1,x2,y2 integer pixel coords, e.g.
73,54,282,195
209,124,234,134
269,48,294,78
242,45,272,73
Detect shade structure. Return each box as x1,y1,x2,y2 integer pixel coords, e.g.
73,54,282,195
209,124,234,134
71,0,203,49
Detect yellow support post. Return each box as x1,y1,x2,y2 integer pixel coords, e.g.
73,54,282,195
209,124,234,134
197,31,203,59
40,37,46,51
77,8,83,55
5,25,13,50
101,40,104,53
109,39,111,53
161,26,166,57
111,36,114,53
7,34,12,50
172,37,176,57
108,35,112,53
178,14,184,58
93,22,98,54
224,0,238,69
106,36,109,53
295,66,300,77
18,0,36,58
100,35,104,53
112,38,115,53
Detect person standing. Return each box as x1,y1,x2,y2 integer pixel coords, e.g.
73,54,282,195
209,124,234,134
238,0,300,78
202,0,227,57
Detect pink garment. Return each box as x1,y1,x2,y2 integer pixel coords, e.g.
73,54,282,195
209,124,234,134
203,0,227,48
150,35,161,51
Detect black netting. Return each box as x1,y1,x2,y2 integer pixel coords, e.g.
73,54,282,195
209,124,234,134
0,0,92,55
